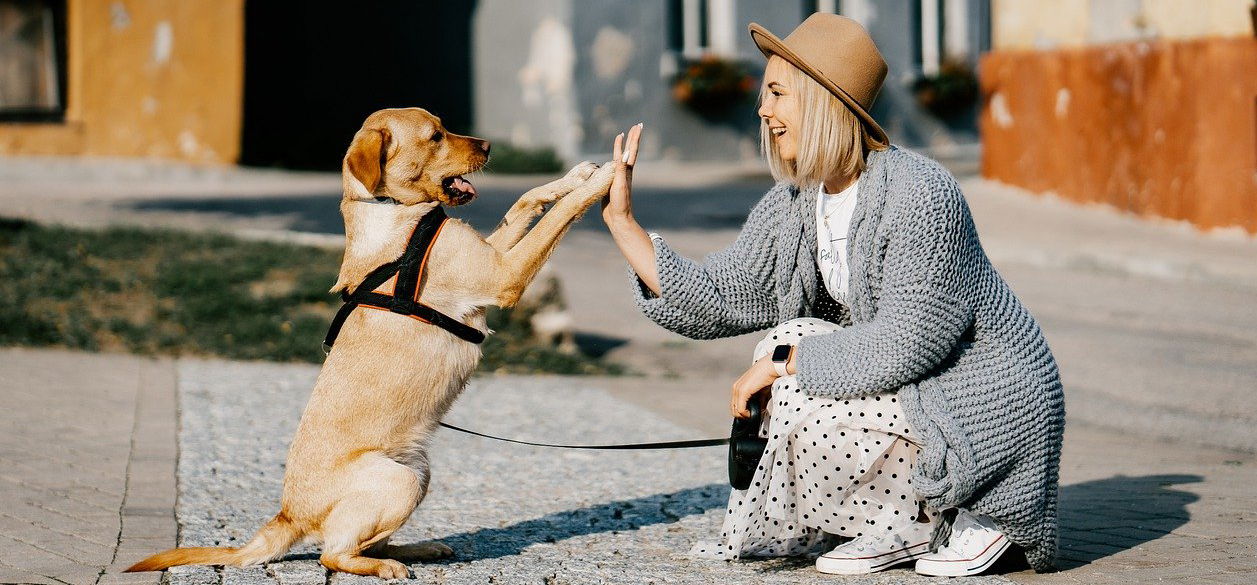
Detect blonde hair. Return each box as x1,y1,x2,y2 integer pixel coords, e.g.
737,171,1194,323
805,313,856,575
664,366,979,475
759,56,887,190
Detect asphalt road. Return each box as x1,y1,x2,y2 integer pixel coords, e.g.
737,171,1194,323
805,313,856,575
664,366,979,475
126,178,780,235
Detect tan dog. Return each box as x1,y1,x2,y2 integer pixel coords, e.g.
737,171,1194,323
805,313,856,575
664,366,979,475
126,108,615,578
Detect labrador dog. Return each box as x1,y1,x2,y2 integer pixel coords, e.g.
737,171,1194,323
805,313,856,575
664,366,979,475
127,108,616,578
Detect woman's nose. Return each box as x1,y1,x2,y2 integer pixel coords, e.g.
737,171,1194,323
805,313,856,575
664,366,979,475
757,101,772,121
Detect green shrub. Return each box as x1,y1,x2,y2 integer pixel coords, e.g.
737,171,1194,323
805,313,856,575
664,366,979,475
484,141,564,174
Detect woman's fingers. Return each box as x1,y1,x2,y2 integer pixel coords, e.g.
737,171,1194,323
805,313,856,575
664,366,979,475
625,123,643,167
731,378,752,418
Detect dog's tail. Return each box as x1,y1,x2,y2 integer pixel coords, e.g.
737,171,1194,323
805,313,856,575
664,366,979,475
125,512,303,572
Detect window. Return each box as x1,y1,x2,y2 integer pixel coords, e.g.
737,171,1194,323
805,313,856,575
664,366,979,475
667,0,735,58
0,0,67,122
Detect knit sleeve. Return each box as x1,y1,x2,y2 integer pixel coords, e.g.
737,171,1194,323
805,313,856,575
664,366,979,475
628,186,785,340
795,172,976,397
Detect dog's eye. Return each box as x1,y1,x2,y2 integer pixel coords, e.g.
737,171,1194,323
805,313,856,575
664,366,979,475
431,131,443,142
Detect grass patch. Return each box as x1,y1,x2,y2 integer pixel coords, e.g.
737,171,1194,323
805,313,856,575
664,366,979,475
0,218,620,374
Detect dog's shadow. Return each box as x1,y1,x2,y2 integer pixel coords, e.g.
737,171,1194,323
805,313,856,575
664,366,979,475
277,483,728,564
433,483,729,562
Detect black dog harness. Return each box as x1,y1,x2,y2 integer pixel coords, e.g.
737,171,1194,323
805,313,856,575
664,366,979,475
323,206,485,351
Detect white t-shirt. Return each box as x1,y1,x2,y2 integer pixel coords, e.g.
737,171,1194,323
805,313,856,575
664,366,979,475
816,180,858,305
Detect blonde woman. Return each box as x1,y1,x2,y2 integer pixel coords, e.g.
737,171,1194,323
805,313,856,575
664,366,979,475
601,14,1063,577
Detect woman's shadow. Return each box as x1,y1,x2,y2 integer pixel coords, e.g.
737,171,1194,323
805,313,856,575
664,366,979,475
1049,473,1201,570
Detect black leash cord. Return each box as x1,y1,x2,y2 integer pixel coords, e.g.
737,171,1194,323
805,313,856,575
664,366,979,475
438,422,727,450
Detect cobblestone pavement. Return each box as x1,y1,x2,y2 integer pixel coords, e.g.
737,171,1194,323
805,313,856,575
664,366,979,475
165,360,1009,585
0,349,177,585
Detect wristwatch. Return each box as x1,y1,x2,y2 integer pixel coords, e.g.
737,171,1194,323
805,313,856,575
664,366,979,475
770,344,794,377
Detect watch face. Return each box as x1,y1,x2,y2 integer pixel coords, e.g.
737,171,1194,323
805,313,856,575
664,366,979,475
771,344,792,363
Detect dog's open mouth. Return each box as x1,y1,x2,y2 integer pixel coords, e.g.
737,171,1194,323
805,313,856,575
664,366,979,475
442,175,478,203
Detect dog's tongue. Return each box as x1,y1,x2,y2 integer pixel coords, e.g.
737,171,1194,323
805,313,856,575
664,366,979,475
450,176,477,197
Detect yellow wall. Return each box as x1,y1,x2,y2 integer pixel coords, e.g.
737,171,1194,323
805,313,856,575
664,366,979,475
0,0,244,163
993,0,1254,50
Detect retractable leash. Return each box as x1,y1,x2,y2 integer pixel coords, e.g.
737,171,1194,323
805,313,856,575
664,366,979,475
436,421,727,450
322,206,764,487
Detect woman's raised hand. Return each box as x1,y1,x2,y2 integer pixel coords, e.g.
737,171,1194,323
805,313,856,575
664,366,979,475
602,123,643,226
600,123,660,295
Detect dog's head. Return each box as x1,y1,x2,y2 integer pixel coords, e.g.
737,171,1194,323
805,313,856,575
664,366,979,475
343,107,490,206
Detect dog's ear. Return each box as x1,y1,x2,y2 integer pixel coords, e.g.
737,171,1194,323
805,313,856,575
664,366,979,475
345,127,391,193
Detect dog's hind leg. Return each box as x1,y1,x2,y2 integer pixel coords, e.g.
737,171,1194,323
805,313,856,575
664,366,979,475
318,455,424,579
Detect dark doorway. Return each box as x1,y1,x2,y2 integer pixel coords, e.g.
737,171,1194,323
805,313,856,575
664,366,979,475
240,1,477,170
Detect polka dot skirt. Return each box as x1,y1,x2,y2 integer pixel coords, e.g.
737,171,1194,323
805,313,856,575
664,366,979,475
690,318,936,560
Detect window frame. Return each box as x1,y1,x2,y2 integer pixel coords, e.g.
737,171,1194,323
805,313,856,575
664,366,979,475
0,0,69,123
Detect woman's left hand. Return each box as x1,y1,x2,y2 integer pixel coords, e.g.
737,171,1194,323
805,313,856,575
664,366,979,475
731,356,778,418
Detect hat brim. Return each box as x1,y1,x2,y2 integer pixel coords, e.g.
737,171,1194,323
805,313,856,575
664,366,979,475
749,23,889,147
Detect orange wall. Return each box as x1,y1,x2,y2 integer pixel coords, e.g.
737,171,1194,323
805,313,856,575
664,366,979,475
0,0,244,163
980,37,1257,234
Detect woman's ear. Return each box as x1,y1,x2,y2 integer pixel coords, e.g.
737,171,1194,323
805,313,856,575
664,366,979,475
344,127,391,193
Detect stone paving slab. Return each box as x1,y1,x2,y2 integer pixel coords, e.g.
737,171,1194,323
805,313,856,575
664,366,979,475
0,349,177,585
166,359,1010,585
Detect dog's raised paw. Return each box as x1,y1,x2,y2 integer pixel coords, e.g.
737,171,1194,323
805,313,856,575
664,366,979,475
565,161,599,181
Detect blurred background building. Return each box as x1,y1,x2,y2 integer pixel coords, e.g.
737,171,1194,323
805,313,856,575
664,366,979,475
473,0,991,165
0,0,990,168
0,0,1254,231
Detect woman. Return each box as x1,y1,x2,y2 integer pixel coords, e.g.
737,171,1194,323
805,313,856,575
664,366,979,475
601,14,1063,577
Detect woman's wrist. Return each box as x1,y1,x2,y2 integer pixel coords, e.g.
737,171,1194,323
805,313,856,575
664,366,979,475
604,213,640,233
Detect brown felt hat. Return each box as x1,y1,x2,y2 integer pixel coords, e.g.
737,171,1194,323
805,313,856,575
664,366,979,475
749,14,889,146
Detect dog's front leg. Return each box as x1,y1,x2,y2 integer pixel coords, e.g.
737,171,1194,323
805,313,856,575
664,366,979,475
489,163,616,307
485,162,600,252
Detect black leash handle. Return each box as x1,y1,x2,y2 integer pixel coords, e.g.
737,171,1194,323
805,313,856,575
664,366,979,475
438,422,727,450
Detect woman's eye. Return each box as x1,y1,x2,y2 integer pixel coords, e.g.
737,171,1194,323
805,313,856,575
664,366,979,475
431,131,444,142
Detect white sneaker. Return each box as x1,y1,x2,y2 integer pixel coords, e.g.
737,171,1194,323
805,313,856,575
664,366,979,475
815,521,933,575
914,509,1011,577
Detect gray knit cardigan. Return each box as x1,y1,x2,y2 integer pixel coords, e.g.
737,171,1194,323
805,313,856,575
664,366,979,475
630,146,1064,571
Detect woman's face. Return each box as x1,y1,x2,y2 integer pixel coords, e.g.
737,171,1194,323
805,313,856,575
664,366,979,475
758,57,801,162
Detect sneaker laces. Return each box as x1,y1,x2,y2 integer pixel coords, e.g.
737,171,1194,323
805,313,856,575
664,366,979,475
849,523,929,554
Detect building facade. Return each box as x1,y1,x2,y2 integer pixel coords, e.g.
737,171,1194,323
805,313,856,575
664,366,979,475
473,0,993,164
0,0,244,163
980,0,1257,233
